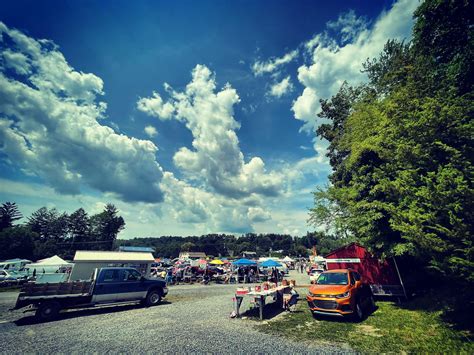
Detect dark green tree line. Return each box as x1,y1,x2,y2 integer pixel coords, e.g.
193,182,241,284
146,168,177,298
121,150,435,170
118,231,346,259
0,202,125,261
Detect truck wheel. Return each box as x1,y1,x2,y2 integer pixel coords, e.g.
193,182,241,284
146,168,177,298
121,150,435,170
145,289,162,307
36,301,61,321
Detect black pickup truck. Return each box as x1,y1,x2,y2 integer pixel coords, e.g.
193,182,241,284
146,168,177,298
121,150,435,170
12,267,168,321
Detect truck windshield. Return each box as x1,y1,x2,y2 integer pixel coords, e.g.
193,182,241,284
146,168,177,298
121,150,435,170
316,272,348,285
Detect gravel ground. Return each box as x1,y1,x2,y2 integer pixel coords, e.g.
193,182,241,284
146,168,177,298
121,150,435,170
0,272,349,354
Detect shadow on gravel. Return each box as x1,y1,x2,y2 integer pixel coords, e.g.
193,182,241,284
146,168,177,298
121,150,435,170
14,301,173,326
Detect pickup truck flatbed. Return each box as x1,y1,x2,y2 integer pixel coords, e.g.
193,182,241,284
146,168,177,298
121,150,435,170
12,267,168,321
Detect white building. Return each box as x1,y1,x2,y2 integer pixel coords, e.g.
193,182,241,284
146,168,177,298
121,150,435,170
178,251,207,260
70,250,155,280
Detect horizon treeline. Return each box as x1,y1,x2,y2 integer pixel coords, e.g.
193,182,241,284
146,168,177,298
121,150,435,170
0,201,350,261
117,232,351,259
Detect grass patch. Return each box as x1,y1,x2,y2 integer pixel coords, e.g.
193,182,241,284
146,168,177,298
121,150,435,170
256,291,473,353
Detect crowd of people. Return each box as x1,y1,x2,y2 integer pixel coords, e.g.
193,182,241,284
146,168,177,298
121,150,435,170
151,262,290,286
294,261,310,274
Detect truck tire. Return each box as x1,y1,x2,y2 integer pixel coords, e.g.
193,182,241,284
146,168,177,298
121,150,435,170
36,301,61,321
145,289,162,307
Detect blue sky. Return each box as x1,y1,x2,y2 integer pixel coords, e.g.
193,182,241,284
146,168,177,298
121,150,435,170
0,0,418,238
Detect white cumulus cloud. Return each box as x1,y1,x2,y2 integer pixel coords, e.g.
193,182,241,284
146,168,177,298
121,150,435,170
144,125,158,138
252,49,299,76
0,22,165,203
292,0,418,132
268,76,294,98
160,172,271,233
327,9,369,44
138,64,285,199
247,207,271,223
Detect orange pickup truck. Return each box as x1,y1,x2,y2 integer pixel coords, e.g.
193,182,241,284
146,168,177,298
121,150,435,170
306,268,375,320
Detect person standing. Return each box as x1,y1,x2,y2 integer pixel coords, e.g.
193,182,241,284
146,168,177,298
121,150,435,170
271,267,279,285
165,268,173,285
249,268,255,283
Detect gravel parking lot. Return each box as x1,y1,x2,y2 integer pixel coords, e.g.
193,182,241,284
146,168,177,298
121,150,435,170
0,276,348,354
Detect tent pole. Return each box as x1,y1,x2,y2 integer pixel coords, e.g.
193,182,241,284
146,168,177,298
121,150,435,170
393,257,407,299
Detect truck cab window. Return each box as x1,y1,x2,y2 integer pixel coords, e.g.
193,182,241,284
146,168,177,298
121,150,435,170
354,272,361,281
123,269,141,281
103,270,119,282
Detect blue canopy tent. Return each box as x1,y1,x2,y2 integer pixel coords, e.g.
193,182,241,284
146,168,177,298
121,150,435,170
260,259,282,268
233,258,257,266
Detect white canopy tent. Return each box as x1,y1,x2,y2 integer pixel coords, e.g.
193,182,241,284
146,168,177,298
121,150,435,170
25,255,73,269
25,255,73,283
32,255,72,267
282,256,295,262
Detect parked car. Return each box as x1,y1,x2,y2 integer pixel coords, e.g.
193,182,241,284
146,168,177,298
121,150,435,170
0,270,18,283
306,268,375,320
12,267,168,321
309,269,325,284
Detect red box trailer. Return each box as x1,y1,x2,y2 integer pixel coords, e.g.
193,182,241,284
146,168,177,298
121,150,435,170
324,243,406,297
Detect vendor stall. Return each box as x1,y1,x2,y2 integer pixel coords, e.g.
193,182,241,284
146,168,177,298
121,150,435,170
233,284,291,320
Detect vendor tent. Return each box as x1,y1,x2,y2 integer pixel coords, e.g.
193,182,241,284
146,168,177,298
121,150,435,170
25,255,73,275
233,258,257,266
34,255,71,266
282,256,294,262
260,259,282,267
210,259,224,265
26,255,72,269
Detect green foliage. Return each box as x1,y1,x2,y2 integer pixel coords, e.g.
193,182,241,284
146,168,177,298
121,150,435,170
0,226,35,260
90,204,125,252
118,232,341,259
0,202,22,231
309,0,473,282
0,202,126,261
258,290,473,353
412,0,474,95
180,242,196,252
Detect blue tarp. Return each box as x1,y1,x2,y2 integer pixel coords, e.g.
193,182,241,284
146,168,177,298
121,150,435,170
260,259,282,267
233,258,257,266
